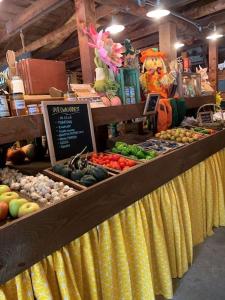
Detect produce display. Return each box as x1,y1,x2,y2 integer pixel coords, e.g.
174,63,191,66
0,168,77,205
155,128,204,143
192,127,216,135
89,152,137,171
111,142,157,161
53,153,109,187
0,183,40,221
138,139,183,154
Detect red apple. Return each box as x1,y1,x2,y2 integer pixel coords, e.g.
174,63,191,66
0,202,9,221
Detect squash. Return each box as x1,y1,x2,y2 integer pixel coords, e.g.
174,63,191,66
7,147,26,165
80,175,97,187
88,166,108,181
21,144,36,161
53,164,65,174
60,167,72,178
71,169,84,181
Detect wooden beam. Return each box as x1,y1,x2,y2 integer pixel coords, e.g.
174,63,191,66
6,0,69,35
75,0,96,83
185,0,225,19
208,40,218,90
16,15,76,57
159,21,177,61
14,6,114,58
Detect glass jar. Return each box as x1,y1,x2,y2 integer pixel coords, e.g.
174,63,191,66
27,104,39,115
11,76,25,94
0,92,10,117
10,93,27,116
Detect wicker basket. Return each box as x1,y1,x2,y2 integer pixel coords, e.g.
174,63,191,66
197,104,225,130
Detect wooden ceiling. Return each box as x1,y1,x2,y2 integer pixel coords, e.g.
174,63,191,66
0,0,225,70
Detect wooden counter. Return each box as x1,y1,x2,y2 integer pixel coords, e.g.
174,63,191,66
0,95,215,145
0,129,224,284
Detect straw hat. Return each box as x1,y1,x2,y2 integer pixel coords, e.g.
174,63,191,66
140,48,166,63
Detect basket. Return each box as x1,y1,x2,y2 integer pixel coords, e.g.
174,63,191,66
197,103,225,129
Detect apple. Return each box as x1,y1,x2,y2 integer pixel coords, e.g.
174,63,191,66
0,185,10,195
18,202,40,217
0,192,19,204
9,198,28,218
0,202,9,221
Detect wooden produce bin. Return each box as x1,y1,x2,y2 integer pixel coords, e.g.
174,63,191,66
0,130,225,284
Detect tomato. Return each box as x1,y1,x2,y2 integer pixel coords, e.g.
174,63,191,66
119,162,125,169
123,166,130,171
127,160,136,167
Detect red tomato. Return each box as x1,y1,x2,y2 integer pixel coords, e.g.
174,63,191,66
127,160,136,167
119,162,125,169
123,166,130,171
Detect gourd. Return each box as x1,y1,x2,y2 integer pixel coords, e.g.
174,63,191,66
21,144,36,161
80,175,97,187
71,169,84,181
7,146,26,165
89,166,108,181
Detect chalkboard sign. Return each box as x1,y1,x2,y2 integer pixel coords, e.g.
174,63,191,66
198,111,213,125
42,101,96,165
143,93,160,116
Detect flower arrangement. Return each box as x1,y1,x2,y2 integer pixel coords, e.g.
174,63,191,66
83,24,124,93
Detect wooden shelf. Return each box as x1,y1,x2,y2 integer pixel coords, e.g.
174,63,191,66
0,96,216,145
0,130,224,284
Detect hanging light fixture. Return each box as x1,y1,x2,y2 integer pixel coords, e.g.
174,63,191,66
106,16,125,34
146,0,170,19
206,23,223,40
174,42,184,49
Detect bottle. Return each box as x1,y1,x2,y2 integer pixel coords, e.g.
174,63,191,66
10,93,27,116
0,90,10,117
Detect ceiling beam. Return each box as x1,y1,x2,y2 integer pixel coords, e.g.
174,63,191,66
6,0,69,35
14,5,114,57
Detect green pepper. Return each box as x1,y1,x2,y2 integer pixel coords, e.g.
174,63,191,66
136,150,145,159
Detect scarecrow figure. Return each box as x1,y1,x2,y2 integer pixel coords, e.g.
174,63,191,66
140,48,171,98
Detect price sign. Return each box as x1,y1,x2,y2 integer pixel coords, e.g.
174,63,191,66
198,111,213,125
143,93,160,116
42,101,96,165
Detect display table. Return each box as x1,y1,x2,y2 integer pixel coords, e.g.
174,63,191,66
0,130,225,299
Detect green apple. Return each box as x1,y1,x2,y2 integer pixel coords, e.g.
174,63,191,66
0,192,19,204
18,202,40,218
0,185,10,195
9,198,28,218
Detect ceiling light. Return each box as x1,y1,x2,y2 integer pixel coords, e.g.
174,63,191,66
174,42,184,49
106,24,125,34
206,23,223,40
206,32,223,40
146,8,170,19
146,0,170,19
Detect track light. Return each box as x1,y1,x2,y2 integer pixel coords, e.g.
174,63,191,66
174,42,184,49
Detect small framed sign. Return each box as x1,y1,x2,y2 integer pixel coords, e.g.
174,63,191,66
143,93,160,116
42,101,96,166
198,111,213,125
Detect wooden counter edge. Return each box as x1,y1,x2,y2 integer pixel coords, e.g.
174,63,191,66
0,130,224,284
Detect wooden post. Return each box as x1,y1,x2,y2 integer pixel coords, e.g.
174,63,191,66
208,40,218,91
159,21,177,61
75,0,96,83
